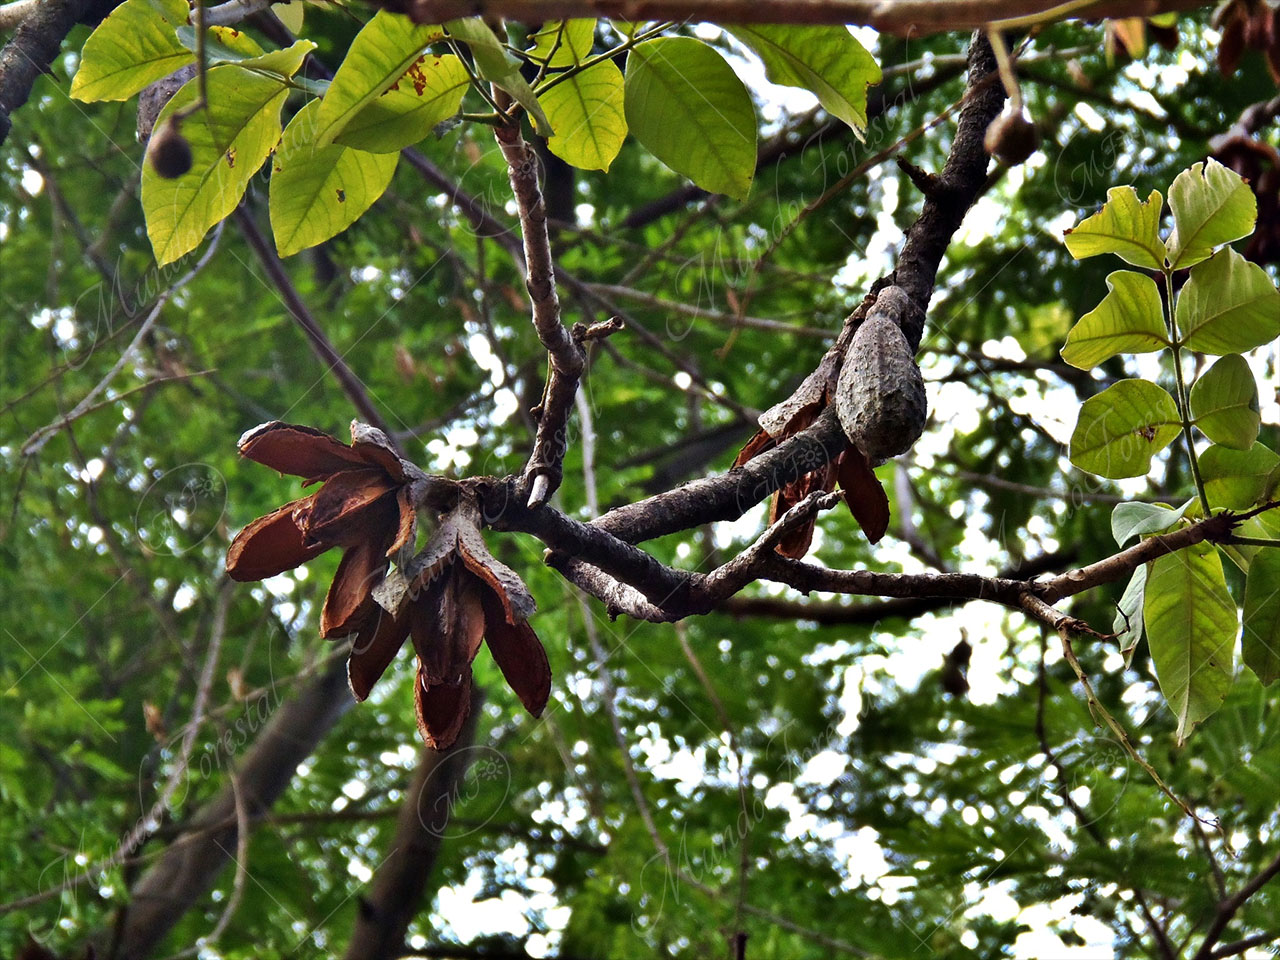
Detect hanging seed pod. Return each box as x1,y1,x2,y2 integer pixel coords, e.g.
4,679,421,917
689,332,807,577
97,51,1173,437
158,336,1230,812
984,105,1040,165
146,117,193,179
835,289,927,462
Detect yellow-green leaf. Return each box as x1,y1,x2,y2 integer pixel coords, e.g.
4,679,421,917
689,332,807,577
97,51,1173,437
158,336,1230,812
538,59,626,171
1063,186,1166,270
1201,442,1280,510
176,24,265,63
336,54,469,153
269,100,399,258
527,19,596,68
727,25,880,137
1060,270,1168,369
1242,548,1280,685
142,65,288,265
445,18,551,136
1166,158,1258,269
624,37,756,200
1176,248,1280,355
71,0,191,102
314,11,446,148
1145,543,1237,743
1069,378,1181,479
1190,354,1260,450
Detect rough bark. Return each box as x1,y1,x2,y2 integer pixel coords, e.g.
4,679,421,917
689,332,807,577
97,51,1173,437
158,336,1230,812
0,0,95,146
342,688,483,960
113,655,353,959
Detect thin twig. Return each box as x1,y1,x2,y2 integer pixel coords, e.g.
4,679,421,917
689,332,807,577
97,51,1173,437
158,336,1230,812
22,225,224,456
493,98,584,507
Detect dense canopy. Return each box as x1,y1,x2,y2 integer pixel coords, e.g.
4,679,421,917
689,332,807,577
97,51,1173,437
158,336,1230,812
3,1,1280,958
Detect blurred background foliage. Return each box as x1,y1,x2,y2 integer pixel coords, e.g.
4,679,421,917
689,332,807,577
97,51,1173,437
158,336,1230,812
3,5,1280,958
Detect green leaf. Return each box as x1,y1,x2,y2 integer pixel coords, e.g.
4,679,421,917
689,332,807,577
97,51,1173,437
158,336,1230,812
727,25,880,136
70,0,191,102
1069,379,1181,479
1190,354,1260,450
313,11,446,149
176,24,265,63
1145,543,1237,743
527,19,596,67
269,100,399,258
445,18,552,136
142,65,288,265
1201,443,1280,509
1242,548,1280,685
1060,270,1168,369
1062,186,1166,270
234,38,316,77
1111,498,1193,547
624,37,757,201
1220,508,1280,574
538,59,626,171
1166,158,1258,269
1115,564,1147,667
1176,248,1280,354
335,54,470,153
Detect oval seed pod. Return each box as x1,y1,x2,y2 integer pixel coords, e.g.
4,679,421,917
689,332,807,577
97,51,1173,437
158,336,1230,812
835,315,927,462
146,117,193,179
984,105,1039,165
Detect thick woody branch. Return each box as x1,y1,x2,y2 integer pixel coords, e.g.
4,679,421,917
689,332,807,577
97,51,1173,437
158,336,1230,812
891,32,1005,350
0,0,96,145
376,0,1208,33
342,689,483,960
495,117,584,509
502,497,1248,631
592,407,849,545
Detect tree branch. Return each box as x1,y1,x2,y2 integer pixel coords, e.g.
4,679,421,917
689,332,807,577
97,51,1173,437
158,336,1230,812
342,688,484,960
114,654,354,959
378,0,1209,33
0,0,95,145
1192,849,1280,960
494,110,584,509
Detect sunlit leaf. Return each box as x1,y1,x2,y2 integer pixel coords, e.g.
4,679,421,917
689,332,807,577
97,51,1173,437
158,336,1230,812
71,0,191,102
1166,158,1257,269
727,25,880,136
142,65,288,265
527,19,596,67
1069,379,1181,479
269,100,399,258
176,24,264,62
1190,354,1260,450
1060,270,1168,369
1145,543,1237,743
1111,498,1192,546
1201,443,1280,509
335,54,470,153
1176,248,1280,354
446,18,552,135
1243,548,1280,685
538,59,626,171
1063,186,1166,269
624,37,757,200
313,11,446,148
1115,564,1147,666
